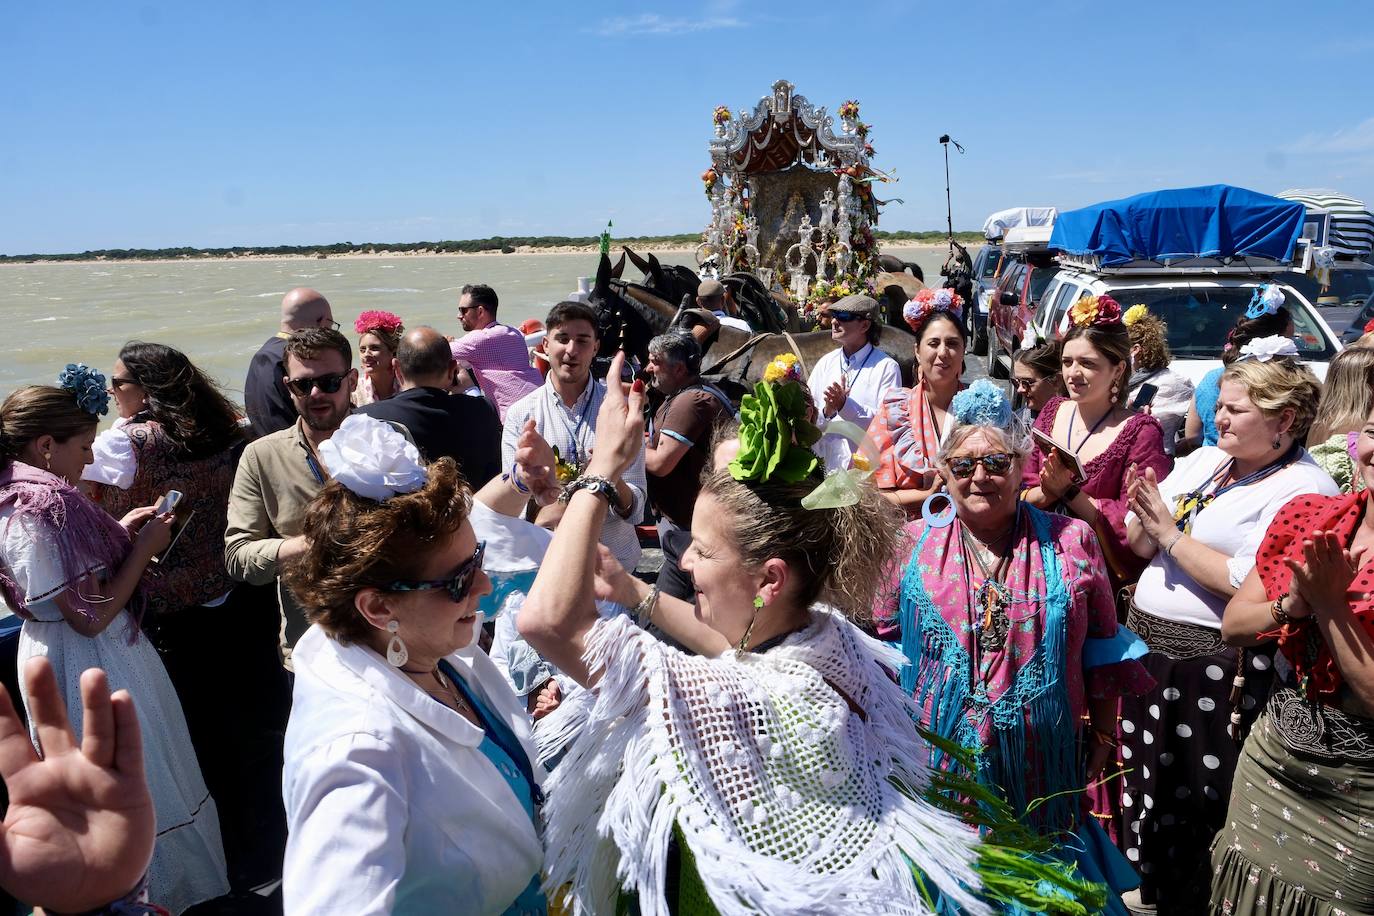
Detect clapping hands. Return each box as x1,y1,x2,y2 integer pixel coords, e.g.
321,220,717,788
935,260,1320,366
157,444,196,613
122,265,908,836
1126,463,1174,545
1285,531,1368,617
514,420,561,507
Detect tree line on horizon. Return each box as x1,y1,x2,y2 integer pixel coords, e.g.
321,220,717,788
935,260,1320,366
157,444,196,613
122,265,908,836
0,230,986,263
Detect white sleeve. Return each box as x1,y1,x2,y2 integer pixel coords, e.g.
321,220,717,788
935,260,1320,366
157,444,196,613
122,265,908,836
282,733,408,916
1226,468,1341,589
1,512,84,604
81,427,137,489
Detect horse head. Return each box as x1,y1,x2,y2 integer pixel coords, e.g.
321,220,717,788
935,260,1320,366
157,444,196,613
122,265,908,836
587,252,676,372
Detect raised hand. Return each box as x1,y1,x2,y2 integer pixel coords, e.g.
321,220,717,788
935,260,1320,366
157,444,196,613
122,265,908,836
586,352,646,481
1127,465,1174,544
823,380,848,418
514,420,560,506
0,658,154,912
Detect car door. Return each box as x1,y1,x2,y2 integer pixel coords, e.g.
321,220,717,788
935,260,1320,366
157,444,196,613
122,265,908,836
992,261,1026,351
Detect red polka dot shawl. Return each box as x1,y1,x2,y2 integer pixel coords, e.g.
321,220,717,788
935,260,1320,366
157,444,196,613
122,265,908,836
1255,489,1374,699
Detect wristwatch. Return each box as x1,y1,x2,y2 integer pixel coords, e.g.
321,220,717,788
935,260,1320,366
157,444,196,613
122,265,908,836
559,474,627,516
1062,483,1081,503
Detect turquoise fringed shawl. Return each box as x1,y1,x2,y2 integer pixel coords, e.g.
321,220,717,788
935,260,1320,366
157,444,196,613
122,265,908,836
898,504,1081,833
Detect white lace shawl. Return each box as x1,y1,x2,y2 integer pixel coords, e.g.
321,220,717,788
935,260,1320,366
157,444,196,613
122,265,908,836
540,610,988,916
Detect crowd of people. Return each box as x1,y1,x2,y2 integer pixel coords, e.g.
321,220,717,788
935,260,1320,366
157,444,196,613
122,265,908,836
0,271,1370,916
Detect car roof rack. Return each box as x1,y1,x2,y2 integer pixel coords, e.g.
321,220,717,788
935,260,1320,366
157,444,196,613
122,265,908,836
1055,238,1312,277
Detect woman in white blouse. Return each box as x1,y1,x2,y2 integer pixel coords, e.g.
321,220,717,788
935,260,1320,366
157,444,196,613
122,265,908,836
281,416,544,915
1114,350,1334,911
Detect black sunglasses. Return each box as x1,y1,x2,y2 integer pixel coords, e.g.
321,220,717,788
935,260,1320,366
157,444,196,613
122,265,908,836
109,377,140,390
284,372,348,397
826,310,866,323
385,542,486,603
947,453,1015,479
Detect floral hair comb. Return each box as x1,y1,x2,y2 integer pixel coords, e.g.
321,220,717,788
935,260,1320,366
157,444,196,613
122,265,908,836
56,364,109,416
902,287,963,331
1068,294,1123,328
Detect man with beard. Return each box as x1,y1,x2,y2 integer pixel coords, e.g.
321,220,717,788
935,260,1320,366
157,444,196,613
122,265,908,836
226,327,357,657
503,301,647,573
643,332,733,600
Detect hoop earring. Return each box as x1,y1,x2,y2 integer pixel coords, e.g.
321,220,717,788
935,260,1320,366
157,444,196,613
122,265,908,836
385,619,409,668
737,595,764,655
922,489,957,529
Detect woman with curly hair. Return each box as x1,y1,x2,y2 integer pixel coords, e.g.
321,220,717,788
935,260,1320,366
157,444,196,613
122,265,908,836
1123,306,1193,455
518,353,1104,915
84,340,288,897
0,369,228,914
281,415,545,914
352,309,405,406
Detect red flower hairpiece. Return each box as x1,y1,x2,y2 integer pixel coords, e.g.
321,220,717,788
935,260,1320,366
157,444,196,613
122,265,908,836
1364,317,1374,335
355,310,405,337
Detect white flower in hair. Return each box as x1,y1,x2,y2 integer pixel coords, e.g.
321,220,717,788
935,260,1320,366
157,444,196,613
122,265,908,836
318,414,427,501
1019,325,1040,351
1237,335,1299,362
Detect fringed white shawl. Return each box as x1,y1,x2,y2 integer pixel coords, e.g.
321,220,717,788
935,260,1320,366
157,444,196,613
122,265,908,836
539,609,989,916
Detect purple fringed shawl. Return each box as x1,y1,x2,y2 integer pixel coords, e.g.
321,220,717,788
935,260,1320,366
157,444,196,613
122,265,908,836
0,461,143,636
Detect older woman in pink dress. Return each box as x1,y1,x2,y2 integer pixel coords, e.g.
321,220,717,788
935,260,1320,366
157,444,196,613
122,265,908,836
877,379,1155,915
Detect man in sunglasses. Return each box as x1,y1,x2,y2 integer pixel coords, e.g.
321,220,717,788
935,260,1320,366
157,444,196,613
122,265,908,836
807,294,901,472
227,327,358,661
243,287,337,440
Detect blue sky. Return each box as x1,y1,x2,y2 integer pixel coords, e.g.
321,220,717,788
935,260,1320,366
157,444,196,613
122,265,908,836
3,0,1372,255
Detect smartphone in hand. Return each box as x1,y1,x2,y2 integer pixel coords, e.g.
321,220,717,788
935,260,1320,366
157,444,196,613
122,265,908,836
1131,382,1159,411
151,490,194,565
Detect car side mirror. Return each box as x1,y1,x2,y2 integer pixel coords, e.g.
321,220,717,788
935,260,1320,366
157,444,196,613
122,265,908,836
1000,290,1020,307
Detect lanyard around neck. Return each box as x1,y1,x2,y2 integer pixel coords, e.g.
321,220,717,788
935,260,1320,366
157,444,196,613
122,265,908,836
1173,444,1300,533
843,345,875,387
552,383,597,467
1066,404,1112,457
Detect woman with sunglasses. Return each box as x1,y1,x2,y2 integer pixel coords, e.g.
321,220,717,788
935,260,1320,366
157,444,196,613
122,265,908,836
1011,338,1064,424
1118,347,1332,911
281,415,545,915
875,379,1154,915
864,289,968,518
83,342,288,898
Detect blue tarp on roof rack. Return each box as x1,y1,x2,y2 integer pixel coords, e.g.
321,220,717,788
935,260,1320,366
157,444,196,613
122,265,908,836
1050,185,1306,267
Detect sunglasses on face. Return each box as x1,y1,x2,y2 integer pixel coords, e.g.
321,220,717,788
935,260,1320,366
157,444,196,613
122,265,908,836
385,542,486,604
109,377,140,390
826,310,865,323
1012,376,1043,390
947,452,1015,479
284,372,348,397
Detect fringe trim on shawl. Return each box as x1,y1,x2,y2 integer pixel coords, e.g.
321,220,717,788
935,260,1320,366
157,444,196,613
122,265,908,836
0,461,142,638
542,612,989,916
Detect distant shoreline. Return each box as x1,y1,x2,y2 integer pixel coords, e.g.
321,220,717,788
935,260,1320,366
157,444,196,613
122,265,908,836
0,232,986,266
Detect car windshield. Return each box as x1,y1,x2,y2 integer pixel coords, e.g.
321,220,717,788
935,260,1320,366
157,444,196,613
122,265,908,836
978,247,1002,279
1107,286,1336,361
1281,268,1374,308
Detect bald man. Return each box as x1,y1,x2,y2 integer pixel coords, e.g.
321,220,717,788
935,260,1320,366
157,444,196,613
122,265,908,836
359,326,502,485
244,287,336,439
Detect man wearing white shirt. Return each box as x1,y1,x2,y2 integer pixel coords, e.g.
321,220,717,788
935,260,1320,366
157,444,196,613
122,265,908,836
807,294,901,473
503,301,647,573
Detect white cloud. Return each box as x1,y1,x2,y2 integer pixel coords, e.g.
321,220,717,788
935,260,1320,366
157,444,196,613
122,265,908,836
591,13,743,37
1284,117,1374,156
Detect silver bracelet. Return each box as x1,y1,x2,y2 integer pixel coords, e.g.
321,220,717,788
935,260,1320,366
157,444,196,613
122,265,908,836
1163,532,1184,558
633,584,660,628
558,474,626,515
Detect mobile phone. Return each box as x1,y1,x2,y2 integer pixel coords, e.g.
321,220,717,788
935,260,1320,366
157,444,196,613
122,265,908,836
1131,383,1159,411
151,490,194,565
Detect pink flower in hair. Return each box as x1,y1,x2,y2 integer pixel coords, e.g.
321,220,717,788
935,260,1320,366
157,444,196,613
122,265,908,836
354,310,405,337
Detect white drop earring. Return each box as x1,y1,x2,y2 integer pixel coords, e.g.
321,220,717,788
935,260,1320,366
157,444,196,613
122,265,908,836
386,619,409,668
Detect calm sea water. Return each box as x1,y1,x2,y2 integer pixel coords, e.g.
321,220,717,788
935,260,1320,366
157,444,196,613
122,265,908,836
0,247,946,403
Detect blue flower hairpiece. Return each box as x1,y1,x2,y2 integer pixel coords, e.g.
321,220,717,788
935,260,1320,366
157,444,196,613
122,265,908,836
56,363,109,417
950,379,1011,429
1244,283,1285,320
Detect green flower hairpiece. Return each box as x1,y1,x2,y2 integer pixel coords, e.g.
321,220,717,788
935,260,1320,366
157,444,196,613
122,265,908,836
728,379,821,485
